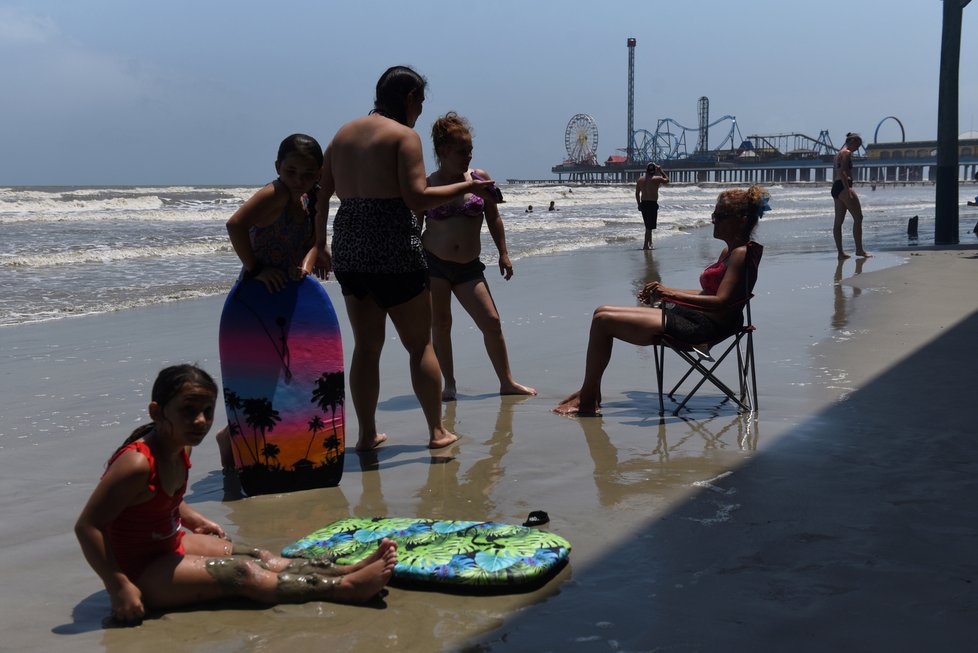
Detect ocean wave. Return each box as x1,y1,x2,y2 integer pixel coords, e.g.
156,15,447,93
2,241,232,268
0,282,235,328
0,185,260,218
0,208,234,224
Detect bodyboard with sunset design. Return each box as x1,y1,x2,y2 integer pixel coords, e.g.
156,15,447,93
219,275,344,496
281,517,571,593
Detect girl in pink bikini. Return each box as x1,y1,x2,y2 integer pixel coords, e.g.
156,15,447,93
555,186,768,416
420,112,536,401
75,364,396,625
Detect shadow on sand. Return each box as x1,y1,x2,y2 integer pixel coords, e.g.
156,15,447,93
466,310,978,651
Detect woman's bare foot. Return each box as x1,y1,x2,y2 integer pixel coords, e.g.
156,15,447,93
428,427,460,449
838,252,851,260
355,433,388,452
856,250,872,258
500,381,538,396
553,390,600,416
553,391,581,415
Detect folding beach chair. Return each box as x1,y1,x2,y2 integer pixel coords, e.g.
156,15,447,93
653,242,762,416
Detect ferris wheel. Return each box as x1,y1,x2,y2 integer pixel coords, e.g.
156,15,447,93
565,113,599,164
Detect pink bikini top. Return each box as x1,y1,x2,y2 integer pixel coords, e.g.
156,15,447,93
699,256,728,296
425,171,487,221
699,241,763,297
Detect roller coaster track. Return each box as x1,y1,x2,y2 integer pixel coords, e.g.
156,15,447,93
647,115,742,161
744,131,838,157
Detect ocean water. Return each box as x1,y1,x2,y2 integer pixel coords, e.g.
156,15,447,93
1,182,974,327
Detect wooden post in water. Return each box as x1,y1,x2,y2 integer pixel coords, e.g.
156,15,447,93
935,0,971,244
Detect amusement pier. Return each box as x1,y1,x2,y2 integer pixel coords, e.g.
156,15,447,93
510,38,978,186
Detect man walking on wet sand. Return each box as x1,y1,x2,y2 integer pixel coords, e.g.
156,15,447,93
636,163,669,250
832,133,872,259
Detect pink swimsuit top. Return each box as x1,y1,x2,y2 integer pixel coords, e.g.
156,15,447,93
698,241,763,297
426,193,484,220
425,171,487,221
699,255,729,296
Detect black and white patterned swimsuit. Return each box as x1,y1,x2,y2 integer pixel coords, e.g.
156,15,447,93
331,198,426,274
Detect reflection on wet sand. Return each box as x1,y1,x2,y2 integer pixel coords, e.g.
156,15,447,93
832,257,865,330
570,412,759,508
633,249,662,299
416,398,523,519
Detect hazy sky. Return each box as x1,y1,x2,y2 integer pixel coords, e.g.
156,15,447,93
1,0,976,185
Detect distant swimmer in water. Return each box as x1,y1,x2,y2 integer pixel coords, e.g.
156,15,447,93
832,132,871,259
548,201,557,211
526,205,533,213
420,112,536,401
636,163,669,250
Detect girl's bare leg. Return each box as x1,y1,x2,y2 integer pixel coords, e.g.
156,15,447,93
454,279,536,397
138,536,396,609
429,276,457,401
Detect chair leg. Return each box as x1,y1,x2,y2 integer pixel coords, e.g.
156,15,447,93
672,339,752,415
746,331,758,412
654,342,665,416
655,330,758,416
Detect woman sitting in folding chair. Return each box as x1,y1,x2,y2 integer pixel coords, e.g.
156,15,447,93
554,186,768,416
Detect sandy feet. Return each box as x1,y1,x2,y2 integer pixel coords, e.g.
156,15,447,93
500,381,537,397
329,540,398,604
355,433,388,452
552,390,601,417
429,428,460,449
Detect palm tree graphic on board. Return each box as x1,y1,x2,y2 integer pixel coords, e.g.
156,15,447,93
223,388,258,464
300,415,326,466
242,397,281,467
311,371,345,460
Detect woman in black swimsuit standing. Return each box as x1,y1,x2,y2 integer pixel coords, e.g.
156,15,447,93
315,66,493,451
832,132,871,259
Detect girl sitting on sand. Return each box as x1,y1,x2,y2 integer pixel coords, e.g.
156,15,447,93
75,364,396,625
420,112,536,401
555,186,767,416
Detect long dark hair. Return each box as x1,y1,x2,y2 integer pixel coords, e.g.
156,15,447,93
277,133,324,221
110,364,218,461
372,65,426,125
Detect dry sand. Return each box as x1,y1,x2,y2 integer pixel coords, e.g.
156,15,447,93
2,219,976,652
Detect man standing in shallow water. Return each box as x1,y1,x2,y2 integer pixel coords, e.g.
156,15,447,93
636,163,669,250
831,132,872,259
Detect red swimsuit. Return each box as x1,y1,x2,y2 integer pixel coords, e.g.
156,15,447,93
105,441,190,579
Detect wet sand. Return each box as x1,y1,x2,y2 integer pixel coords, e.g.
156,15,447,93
2,217,976,652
